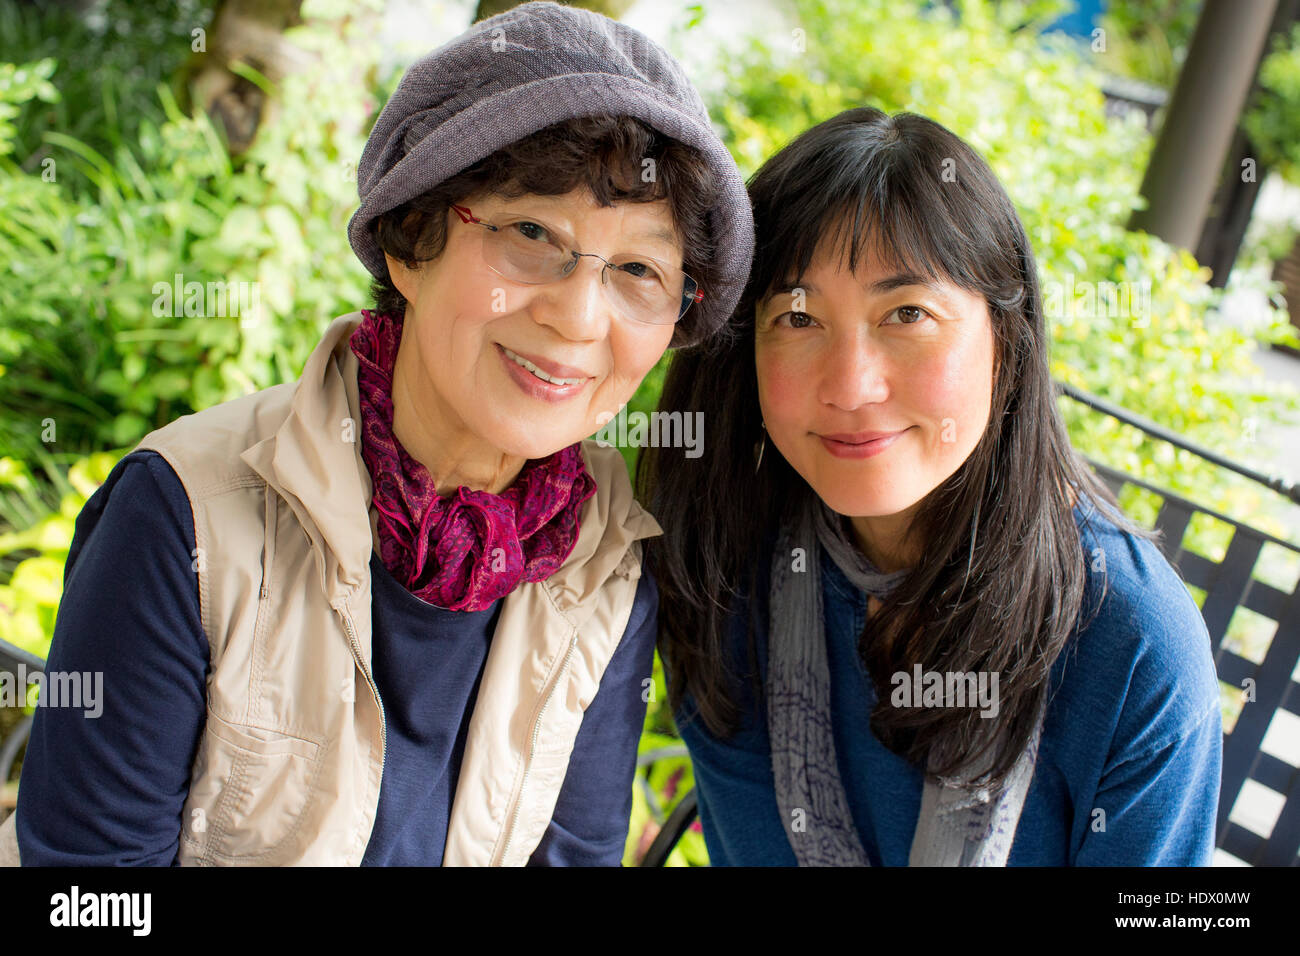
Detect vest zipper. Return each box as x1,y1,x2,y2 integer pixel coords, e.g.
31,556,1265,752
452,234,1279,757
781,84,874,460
495,628,579,866
340,607,386,859
260,487,277,602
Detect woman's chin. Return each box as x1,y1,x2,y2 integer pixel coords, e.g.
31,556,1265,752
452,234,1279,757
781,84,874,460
801,477,923,522
480,423,589,463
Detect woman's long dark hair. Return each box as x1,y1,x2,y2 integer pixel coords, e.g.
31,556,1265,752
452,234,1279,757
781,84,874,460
638,107,1160,793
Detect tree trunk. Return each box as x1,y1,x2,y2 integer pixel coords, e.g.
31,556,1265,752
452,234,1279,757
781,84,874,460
1128,0,1278,251
1193,0,1300,287
179,0,310,155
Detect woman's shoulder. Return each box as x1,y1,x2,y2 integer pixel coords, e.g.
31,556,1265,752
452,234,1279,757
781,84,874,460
131,382,297,487
71,450,196,581
623,560,658,637
61,448,207,659
1070,493,1214,660
1050,493,1221,761
79,450,194,543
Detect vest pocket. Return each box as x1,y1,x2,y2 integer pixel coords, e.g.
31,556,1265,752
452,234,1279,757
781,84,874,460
182,710,324,864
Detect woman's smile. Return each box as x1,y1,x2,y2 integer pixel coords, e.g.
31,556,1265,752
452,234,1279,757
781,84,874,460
816,426,913,459
494,342,594,403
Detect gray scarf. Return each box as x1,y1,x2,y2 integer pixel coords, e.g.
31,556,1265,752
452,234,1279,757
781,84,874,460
766,495,1046,866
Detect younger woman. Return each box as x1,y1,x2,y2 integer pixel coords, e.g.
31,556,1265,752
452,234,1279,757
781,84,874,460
642,107,1223,866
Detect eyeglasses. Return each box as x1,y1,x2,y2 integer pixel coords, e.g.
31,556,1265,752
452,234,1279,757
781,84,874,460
450,203,702,326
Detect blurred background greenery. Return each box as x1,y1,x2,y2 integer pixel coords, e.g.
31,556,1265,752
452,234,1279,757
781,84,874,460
2,0,1299,865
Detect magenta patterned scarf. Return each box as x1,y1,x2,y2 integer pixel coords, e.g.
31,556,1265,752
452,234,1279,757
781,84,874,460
348,309,597,611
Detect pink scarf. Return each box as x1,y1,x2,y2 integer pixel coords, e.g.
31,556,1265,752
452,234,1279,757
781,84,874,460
348,309,597,611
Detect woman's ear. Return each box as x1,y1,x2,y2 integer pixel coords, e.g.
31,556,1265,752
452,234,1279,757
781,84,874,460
384,251,420,306
381,207,434,307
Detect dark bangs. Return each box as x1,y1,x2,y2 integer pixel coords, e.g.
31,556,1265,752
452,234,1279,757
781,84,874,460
741,108,1026,326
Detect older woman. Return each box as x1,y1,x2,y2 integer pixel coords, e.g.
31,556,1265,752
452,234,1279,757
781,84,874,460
1,1,751,866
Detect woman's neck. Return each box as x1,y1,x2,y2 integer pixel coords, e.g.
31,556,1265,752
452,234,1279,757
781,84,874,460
848,505,920,575
850,479,1083,608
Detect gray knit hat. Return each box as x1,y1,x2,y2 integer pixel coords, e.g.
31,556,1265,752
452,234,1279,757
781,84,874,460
347,0,753,347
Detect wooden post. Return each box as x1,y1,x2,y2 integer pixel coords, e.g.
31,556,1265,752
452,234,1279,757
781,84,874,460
1129,0,1279,251
1194,0,1300,286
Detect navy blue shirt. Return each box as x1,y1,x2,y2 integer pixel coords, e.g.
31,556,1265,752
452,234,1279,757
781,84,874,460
17,450,656,866
675,494,1224,865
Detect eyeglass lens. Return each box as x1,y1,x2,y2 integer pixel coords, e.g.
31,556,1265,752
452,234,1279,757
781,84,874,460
480,217,697,323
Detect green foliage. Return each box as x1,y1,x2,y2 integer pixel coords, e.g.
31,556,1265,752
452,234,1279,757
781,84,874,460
0,0,213,195
1096,0,1201,89
0,57,57,156
0,2,378,467
1244,22,1300,184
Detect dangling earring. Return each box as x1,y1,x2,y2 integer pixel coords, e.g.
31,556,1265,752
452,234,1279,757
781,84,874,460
753,421,767,474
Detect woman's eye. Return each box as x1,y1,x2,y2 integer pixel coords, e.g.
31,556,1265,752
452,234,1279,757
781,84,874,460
513,221,551,242
618,261,662,283
887,305,930,325
775,311,816,329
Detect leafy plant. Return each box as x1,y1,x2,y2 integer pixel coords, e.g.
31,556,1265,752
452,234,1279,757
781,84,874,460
0,0,214,195
0,1,379,468
1095,0,1202,90
1244,22,1300,185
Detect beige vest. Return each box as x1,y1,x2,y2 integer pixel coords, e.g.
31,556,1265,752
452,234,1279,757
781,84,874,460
0,313,661,866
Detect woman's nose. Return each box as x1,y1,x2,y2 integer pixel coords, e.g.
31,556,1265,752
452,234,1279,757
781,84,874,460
528,259,610,342
817,332,890,410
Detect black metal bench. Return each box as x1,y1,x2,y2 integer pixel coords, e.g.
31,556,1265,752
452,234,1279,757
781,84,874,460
639,380,1300,866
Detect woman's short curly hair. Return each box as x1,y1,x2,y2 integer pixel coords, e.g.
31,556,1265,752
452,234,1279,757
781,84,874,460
369,113,720,347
